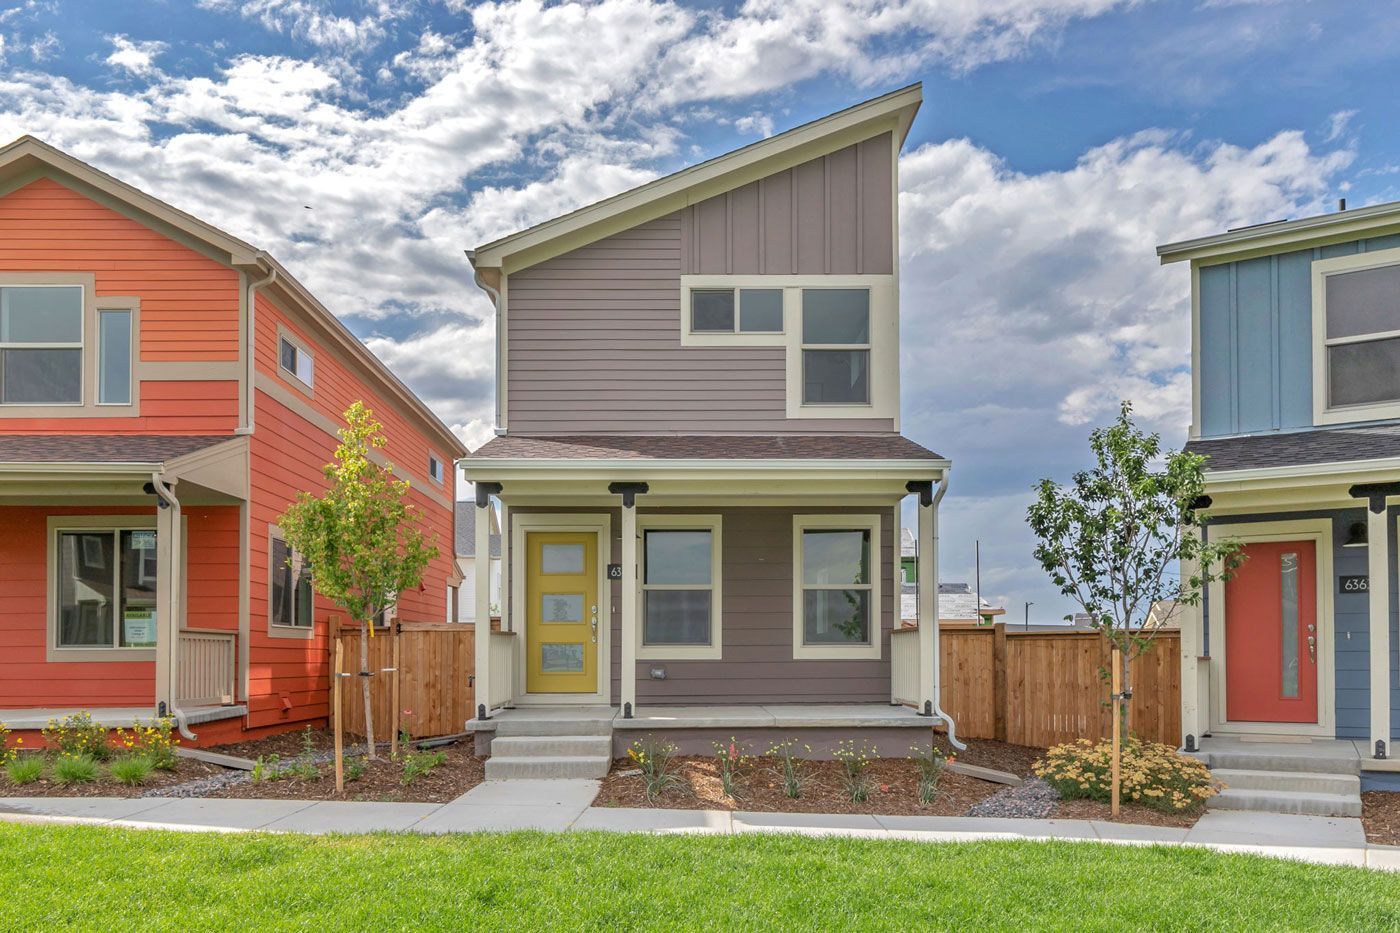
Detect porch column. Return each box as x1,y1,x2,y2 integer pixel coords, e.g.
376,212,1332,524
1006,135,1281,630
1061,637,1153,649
910,480,939,716
1178,534,1202,751
474,482,502,721
151,475,182,716
610,482,648,719
1352,483,1396,760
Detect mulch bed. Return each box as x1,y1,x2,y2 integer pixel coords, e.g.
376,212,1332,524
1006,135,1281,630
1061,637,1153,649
932,735,1042,778
1052,798,1202,828
0,754,222,798
205,729,485,804
1361,791,1400,846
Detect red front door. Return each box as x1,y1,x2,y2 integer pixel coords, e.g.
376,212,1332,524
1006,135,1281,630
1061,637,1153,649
1224,540,1318,724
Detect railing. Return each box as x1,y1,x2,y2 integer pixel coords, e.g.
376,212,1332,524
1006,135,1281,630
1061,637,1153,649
488,631,515,710
177,629,237,707
890,626,920,707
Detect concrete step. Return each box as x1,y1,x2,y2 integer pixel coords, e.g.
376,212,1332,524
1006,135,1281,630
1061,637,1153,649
1207,788,1361,817
1210,768,1360,795
485,755,611,780
490,735,613,758
1201,752,1360,776
494,719,614,738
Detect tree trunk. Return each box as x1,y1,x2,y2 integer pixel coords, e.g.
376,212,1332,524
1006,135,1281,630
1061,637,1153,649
360,620,376,760
1119,647,1133,738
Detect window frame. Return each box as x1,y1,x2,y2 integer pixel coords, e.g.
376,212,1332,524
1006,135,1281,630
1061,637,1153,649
688,286,786,336
267,524,315,639
791,513,883,660
97,306,133,406
46,515,172,663
637,513,723,661
799,286,871,407
1312,246,1400,425
428,453,445,485
276,326,315,394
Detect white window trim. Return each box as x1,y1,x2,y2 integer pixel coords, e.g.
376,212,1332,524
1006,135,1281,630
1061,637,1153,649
637,513,723,661
267,524,314,640
677,273,897,422
46,515,173,663
276,325,314,395
1311,245,1400,425
792,513,882,660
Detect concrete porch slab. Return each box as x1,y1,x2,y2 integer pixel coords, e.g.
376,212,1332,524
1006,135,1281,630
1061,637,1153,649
0,705,245,729
615,706,778,729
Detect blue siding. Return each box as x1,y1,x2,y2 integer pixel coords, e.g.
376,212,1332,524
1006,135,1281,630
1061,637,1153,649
1196,234,1400,437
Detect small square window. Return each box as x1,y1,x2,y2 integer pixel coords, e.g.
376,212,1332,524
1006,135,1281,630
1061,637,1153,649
279,335,314,387
429,454,444,484
691,289,735,332
739,289,783,332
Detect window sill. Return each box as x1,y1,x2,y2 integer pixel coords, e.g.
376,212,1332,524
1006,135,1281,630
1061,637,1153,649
637,644,722,661
267,623,315,640
46,646,157,663
792,642,882,661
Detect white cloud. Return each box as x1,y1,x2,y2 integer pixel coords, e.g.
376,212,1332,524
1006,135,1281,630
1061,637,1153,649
1325,108,1358,144
196,0,403,53
733,112,774,138
105,36,168,77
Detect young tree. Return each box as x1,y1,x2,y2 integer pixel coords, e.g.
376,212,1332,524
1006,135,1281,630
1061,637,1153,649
1027,402,1241,733
279,402,438,759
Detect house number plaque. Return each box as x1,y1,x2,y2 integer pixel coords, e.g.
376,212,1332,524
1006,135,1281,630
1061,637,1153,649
1339,575,1368,593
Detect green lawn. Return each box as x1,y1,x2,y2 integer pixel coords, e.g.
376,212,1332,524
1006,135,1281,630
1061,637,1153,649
1,822,1395,930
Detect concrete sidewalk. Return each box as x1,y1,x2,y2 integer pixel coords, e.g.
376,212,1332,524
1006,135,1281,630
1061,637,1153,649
2,780,1397,871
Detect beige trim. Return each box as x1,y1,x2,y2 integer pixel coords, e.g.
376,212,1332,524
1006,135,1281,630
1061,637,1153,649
237,499,250,701
1310,246,1400,425
253,370,453,512
1205,518,1335,738
275,323,315,397
636,513,723,661
1189,262,1202,440
509,512,613,706
165,437,249,500
1159,199,1400,266
143,361,242,381
678,276,790,347
471,85,921,275
266,523,313,640
792,512,883,661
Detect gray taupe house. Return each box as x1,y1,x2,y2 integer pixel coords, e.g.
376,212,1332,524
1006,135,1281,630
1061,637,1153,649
461,86,952,773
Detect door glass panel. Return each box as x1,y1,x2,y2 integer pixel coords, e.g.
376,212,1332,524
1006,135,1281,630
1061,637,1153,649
540,543,584,574
541,643,585,672
1280,552,1299,698
541,593,584,623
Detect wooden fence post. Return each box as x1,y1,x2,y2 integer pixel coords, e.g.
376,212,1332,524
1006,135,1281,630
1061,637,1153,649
992,622,1008,742
333,637,344,794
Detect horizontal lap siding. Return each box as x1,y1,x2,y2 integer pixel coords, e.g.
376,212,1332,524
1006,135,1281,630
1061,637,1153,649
505,136,897,435
0,176,240,434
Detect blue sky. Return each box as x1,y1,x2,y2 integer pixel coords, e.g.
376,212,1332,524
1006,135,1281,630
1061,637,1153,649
3,0,1399,622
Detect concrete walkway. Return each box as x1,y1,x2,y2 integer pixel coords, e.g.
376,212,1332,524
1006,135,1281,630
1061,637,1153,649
2,780,1397,871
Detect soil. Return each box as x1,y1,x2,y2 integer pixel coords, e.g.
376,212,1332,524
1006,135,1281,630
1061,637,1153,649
206,729,485,804
0,754,222,798
1052,798,1203,829
932,735,1043,778
1361,791,1400,846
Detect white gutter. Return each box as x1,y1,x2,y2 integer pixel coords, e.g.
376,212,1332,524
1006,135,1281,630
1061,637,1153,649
237,262,277,435
928,474,964,750
150,473,195,742
463,457,952,474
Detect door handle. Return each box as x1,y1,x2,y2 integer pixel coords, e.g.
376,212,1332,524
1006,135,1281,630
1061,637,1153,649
1306,634,1316,662
590,606,598,643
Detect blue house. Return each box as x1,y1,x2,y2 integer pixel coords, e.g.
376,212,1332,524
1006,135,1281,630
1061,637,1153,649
1159,203,1400,796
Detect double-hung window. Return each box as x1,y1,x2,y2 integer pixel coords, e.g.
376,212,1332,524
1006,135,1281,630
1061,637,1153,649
53,525,158,651
1318,255,1400,414
0,285,83,405
270,531,314,633
638,515,722,660
801,288,870,405
793,515,881,660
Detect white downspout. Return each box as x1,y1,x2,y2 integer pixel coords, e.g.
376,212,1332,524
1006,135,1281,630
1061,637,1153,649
236,263,277,435
151,473,195,741
928,474,963,749
468,254,505,435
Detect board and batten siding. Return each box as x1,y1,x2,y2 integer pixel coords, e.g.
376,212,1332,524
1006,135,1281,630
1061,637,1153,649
1198,232,1400,438
511,505,896,705
504,137,897,435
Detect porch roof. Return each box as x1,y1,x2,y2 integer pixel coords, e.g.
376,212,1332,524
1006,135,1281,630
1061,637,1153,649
0,434,229,465
466,433,943,462
1188,423,1400,474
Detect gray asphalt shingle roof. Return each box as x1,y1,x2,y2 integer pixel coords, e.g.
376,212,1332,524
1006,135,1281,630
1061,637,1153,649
1186,423,1400,472
468,434,943,461
455,502,501,558
0,434,230,464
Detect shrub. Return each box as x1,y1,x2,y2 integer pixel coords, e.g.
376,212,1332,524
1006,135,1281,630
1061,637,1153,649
345,758,367,782
114,718,179,770
711,738,749,799
627,738,681,802
42,712,109,761
1033,738,1218,813
6,755,44,786
766,740,810,799
832,739,878,803
401,749,447,785
909,743,948,805
251,755,285,783
109,755,155,787
54,754,99,785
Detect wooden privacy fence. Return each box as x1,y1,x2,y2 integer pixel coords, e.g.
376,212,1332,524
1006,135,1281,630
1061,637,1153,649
331,620,476,739
939,623,1181,747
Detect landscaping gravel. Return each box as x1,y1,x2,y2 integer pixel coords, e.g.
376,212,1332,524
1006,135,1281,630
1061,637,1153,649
966,777,1060,818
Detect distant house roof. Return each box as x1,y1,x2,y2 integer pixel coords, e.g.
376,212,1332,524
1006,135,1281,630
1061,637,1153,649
0,434,231,465
900,528,916,558
900,582,1005,623
1158,197,1400,265
468,434,943,462
1146,600,1181,630
1186,423,1400,473
455,502,501,559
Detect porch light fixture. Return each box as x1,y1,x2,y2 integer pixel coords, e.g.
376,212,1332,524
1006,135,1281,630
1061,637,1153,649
1342,521,1368,548
142,481,172,509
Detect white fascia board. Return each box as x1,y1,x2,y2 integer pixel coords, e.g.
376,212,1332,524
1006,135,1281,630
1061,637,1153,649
1157,199,1400,265
1204,456,1400,487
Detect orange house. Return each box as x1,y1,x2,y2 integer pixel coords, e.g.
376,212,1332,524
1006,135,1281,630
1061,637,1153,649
0,138,466,747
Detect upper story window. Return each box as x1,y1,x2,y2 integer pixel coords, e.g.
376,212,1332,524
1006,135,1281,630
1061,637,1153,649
691,288,784,334
428,454,444,484
0,285,83,405
279,332,314,389
1313,249,1400,425
801,288,869,405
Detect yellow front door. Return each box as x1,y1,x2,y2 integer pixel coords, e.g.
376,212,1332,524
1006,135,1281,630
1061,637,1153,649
525,531,599,694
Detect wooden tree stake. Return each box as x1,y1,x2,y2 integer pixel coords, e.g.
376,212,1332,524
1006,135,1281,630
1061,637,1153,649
391,623,402,757
1110,645,1122,819
333,637,344,794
